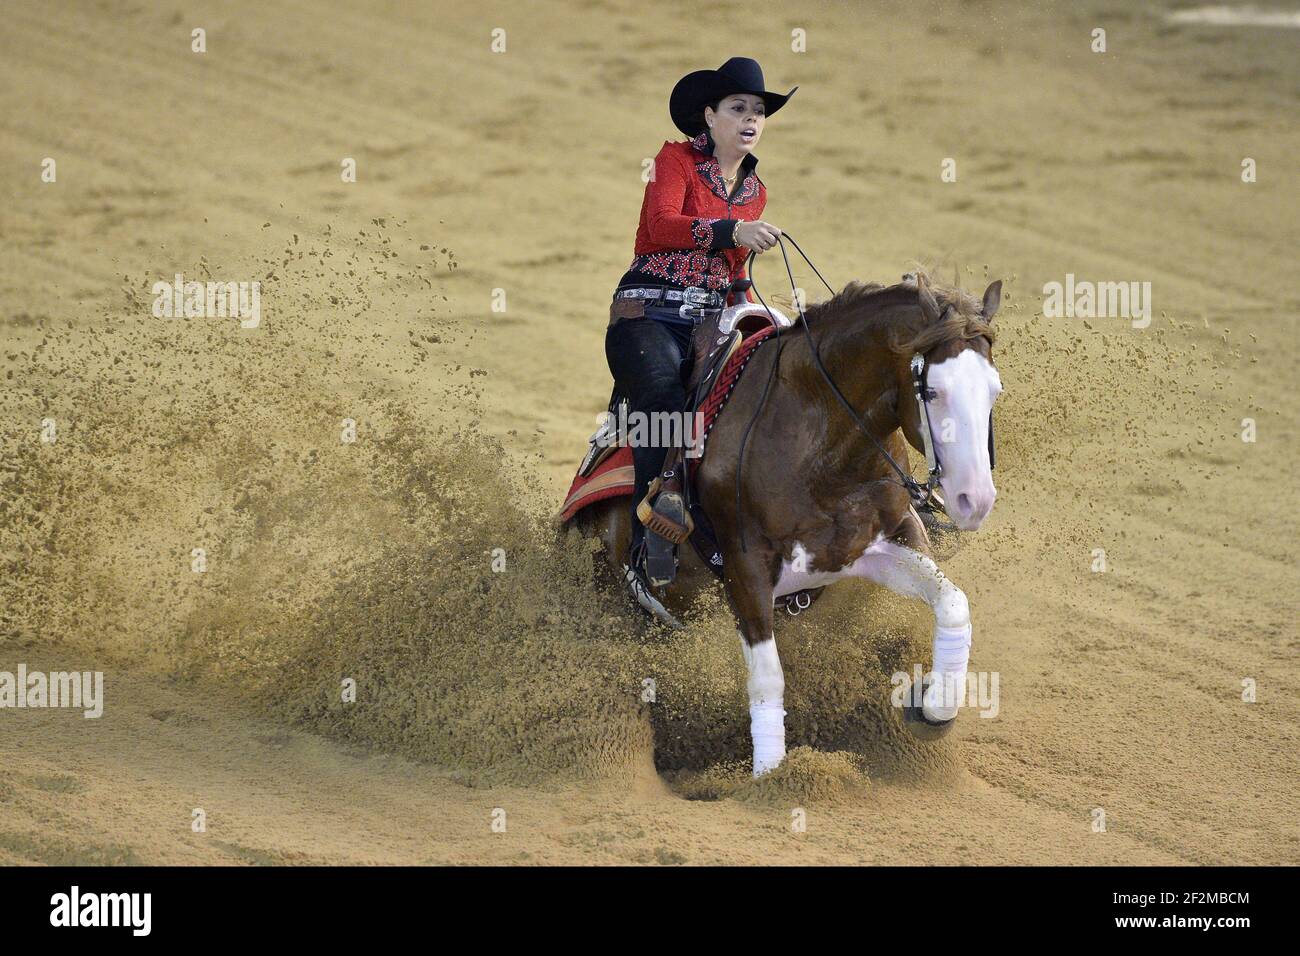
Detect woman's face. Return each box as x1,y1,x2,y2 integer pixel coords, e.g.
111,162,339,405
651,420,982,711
705,93,766,155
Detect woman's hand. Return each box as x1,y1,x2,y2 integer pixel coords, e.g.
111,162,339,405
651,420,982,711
734,220,782,253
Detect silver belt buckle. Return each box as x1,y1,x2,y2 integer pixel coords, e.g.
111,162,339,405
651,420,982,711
679,286,712,321
682,286,711,308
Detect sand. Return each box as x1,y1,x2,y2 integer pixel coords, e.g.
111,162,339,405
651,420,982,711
0,0,1296,865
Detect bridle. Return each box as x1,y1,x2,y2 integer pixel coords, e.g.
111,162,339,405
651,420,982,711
908,329,998,499
909,353,945,504
736,235,995,550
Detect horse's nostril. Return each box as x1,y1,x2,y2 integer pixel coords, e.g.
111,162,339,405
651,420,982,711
956,493,973,515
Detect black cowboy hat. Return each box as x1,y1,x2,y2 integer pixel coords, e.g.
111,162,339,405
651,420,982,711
669,57,797,136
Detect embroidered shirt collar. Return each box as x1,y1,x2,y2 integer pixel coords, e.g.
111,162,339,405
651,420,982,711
689,129,759,175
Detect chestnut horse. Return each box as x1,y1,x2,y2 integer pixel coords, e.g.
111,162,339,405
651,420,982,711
576,273,1003,775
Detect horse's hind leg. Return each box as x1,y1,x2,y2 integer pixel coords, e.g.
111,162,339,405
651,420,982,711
723,550,786,776
574,499,632,581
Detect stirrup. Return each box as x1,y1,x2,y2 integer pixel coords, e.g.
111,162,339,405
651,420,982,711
637,477,691,589
635,477,694,544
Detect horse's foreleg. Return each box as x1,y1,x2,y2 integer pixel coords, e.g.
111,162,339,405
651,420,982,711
741,630,786,776
723,550,785,776
860,537,972,724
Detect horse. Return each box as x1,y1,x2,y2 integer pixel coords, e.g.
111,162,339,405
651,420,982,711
573,272,1003,776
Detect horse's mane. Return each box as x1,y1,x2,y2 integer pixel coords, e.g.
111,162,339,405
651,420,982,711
801,271,996,355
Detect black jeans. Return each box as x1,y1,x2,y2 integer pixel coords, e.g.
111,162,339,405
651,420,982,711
605,306,696,557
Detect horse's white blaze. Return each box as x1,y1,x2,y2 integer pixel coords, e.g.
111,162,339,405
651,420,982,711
740,632,786,777
774,537,972,723
925,349,1001,531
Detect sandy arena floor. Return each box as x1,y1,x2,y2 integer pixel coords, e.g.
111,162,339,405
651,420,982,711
0,0,1296,864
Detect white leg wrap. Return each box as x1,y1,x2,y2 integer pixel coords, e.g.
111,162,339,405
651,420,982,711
925,622,972,721
843,539,976,725
750,702,787,776
744,637,786,776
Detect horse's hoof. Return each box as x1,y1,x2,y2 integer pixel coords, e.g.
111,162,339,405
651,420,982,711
903,704,955,741
902,678,956,741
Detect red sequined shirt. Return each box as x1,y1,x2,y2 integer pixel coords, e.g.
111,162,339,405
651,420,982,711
616,130,765,302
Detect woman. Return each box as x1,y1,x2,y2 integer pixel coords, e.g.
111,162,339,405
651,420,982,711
606,57,796,616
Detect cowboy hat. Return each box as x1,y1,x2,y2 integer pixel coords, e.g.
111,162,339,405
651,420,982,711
669,57,797,136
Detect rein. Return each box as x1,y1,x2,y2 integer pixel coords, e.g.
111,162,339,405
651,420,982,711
736,235,944,551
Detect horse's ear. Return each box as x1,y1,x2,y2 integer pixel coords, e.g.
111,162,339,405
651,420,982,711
982,280,1002,320
916,273,943,323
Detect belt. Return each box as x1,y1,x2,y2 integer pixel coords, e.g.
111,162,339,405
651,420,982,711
613,285,726,310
